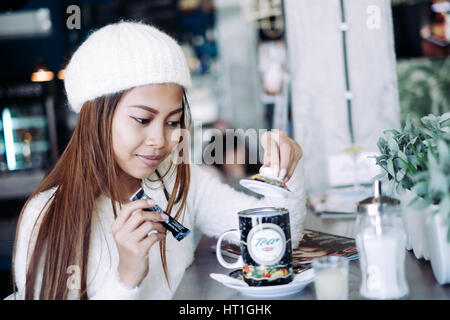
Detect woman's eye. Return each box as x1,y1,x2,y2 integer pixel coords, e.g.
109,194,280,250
130,116,180,126
132,117,150,124
167,121,181,127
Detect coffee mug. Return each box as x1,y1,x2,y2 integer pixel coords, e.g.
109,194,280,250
216,207,293,286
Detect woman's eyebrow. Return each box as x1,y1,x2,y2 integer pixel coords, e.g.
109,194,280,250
129,105,183,116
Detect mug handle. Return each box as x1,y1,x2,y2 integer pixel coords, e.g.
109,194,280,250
216,229,243,269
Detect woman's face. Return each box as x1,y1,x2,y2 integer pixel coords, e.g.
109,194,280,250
112,83,183,182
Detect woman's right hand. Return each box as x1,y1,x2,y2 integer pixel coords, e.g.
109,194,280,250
112,199,167,288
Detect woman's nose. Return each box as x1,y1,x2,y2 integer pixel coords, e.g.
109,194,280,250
145,123,166,148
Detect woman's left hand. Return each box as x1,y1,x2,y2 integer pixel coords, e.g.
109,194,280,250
260,130,303,182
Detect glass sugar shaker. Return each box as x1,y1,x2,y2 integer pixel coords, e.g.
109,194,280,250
355,180,409,300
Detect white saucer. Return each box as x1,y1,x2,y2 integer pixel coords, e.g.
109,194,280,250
212,269,314,298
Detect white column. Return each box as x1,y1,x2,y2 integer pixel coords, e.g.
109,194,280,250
284,0,401,193
215,0,264,131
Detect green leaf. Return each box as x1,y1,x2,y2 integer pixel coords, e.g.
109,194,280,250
377,137,386,151
422,128,435,139
371,172,387,182
408,196,432,210
387,159,396,179
387,180,395,196
397,150,409,163
387,136,399,152
421,117,435,130
399,157,418,174
396,182,404,194
440,118,450,128
438,112,450,127
397,168,407,181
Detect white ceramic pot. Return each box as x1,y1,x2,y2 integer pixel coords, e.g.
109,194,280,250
426,208,450,285
400,190,430,260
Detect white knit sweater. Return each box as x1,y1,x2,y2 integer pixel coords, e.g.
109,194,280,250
11,160,306,300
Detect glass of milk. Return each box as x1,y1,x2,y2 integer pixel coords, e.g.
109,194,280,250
312,256,349,300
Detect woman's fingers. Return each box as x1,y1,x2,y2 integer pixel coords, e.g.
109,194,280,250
279,141,292,181
285,142,303,182
113,199,155,232
139,232,166,252
261,131,280,177
133,221,166,242
260,130,303,182
113,198,167,289
122,210,166,234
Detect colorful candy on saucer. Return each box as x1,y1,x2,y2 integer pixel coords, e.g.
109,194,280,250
239,167,291,198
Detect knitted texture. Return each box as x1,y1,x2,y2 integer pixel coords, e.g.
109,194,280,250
64,21,191,113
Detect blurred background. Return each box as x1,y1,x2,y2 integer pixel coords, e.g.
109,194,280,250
0,0,449,297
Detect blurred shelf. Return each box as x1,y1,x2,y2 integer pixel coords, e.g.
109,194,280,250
0,140,49,155
10,116,47,129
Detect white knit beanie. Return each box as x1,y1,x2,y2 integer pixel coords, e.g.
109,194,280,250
64,21,192,113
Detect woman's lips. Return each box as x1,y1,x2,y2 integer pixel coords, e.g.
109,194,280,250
137,154,163,167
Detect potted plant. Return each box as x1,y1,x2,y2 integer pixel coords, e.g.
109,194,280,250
374,112,450,284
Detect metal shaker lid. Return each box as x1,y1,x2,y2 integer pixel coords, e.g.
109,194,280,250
357,180,400,215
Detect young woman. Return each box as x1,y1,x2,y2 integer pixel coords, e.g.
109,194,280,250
10,21,306,300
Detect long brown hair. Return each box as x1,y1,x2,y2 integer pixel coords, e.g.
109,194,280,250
11,89,191,299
